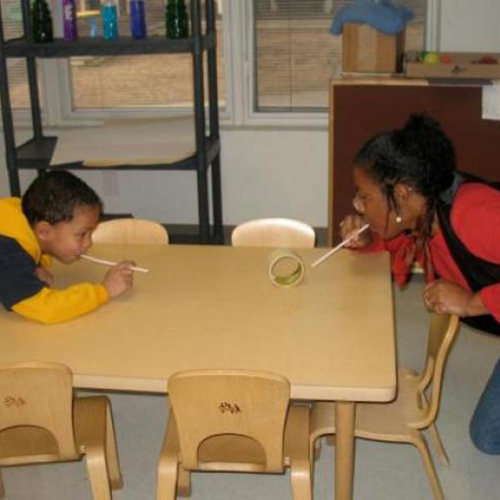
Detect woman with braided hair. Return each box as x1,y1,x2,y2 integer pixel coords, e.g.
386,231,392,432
340,113,500,454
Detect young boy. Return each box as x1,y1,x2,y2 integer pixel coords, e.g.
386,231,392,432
0,171,134,324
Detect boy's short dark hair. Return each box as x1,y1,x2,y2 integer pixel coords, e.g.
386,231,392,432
22,171,103,225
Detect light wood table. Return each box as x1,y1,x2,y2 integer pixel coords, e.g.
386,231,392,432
0,244,396,500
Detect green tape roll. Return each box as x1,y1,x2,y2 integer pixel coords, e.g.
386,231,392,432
268,250,305,287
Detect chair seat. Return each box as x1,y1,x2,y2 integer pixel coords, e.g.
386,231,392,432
197,434,267,469
0,426,68,465
170,403,310,474
311,368,427,443
0,396,120,481
356,368,428,441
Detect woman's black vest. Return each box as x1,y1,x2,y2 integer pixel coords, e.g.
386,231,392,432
436,172,500,335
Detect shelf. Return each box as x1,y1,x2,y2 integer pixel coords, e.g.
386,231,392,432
3,33,216,58
16,135,219,173
0,0,223,243
16,136,57,168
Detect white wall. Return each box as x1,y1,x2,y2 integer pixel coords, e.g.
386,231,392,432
221,129,329,225
0,131,36,198
0,124,328,225
440,0,500,51
1,0,499,228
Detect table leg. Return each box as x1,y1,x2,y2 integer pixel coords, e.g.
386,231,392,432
335,401,356,500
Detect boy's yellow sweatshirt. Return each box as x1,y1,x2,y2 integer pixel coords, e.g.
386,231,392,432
0,197,108,324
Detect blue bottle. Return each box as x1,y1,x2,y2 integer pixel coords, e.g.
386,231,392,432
101,1,118,40
90,17,98,38
130,0,146,39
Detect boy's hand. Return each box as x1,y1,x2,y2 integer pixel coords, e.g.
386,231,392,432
339,215,372,249
36,266,54,287
103,261,135,298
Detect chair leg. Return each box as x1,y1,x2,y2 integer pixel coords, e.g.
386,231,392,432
177,465,191,497
157,454,179,500
290,460,312,500
413,433,445,500
309,436,322,463
287,405,312,500
85,449,113,500
309,402,335,464
105,403,124,489
0,467,5,498
429,423,450,466
74,397,117,500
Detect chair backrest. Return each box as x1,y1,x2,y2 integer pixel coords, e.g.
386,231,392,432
92,218,169,244
414,313,460,429
0,361,78,464
168,369,290,473
231,218,315,248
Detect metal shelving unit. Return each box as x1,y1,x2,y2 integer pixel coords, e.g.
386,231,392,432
0,0,223,244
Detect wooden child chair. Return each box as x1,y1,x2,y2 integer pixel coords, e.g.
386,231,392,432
0,361,122,500
92,218,169,244
231,218,315,248
157,369,312,500
309,313,460,500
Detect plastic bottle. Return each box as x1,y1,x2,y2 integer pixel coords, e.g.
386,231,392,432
62,0,78,40
31,0,54,43
129,0,146,39
166,0,188,39
90,17,98,38
101,0,119,40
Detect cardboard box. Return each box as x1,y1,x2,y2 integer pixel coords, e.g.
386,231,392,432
405,52,500,79
342,23,405,73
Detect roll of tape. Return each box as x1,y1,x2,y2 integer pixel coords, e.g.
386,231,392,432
268,250,305,287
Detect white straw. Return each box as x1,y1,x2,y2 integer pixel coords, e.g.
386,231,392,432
311,223,370,268
80,254,149,274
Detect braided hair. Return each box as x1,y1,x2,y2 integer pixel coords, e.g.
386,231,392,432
355,113,456,238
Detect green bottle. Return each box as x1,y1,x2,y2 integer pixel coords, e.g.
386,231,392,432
31,0,53,43
166,0,188,39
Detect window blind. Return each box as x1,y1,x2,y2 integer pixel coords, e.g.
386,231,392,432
253,0,426,112
70,0,226,111
0,0,34,110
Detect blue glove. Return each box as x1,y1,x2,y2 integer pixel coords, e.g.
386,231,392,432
331,0,413,35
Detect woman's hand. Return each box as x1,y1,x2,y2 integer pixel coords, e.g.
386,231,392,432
423,280,488,316
339,215,372,249
36,266,54,287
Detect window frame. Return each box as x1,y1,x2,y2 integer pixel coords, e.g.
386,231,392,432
49,0,235,125
237,0,441,128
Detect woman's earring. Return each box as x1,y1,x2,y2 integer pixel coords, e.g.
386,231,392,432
395,215,402,223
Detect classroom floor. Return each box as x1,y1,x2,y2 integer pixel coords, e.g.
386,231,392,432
3,275,500,500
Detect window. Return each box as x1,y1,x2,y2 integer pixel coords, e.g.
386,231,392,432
69,0,226,112
0,0,35,110
252,0,429,112
1,0,436,126
1,1,225,118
